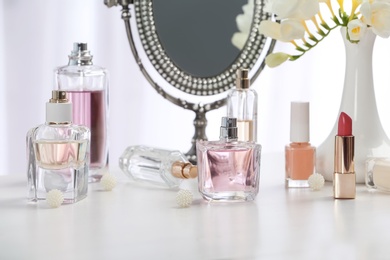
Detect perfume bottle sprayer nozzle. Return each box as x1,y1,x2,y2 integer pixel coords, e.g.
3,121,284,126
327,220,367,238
68,42,93,66
220,117,238,140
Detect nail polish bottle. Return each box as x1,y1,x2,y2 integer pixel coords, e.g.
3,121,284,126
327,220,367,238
285,102,316,188
366,158,390,192
196,117,262,201
27,91,90,204
54,42,109,182
227,68,258,142
119,146,197,189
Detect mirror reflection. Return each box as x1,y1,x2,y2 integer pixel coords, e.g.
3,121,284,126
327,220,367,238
153,0,250,78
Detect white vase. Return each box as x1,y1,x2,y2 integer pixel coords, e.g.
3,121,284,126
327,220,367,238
316,27,390,184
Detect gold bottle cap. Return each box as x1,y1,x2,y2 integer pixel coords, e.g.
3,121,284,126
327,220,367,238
171,161,198,179
236,68,250,89
50,90,68,103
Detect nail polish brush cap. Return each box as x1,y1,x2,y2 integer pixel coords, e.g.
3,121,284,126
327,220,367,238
220,117,238,140
46,90,72,124
290,102,310,142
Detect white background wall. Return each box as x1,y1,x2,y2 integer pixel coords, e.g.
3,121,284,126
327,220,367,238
1,0,390,175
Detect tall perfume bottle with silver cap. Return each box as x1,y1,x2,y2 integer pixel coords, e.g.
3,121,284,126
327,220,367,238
27,90,90,204
227,68,258,142
54,42,109,182
119,145,197,189
196,117,262,201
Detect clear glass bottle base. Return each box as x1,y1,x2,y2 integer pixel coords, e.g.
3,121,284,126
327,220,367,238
200,191,257,202
28,167,88,204
286,179,309,188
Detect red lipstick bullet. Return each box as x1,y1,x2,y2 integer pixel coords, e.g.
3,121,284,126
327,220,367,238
334,112,356,199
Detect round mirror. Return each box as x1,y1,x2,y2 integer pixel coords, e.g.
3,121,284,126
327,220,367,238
131,0,274,95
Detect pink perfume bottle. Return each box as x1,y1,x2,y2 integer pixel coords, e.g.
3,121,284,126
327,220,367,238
27,91,90,204
285,102,316,188
227,68,258,142
54,43,109,182
196,117,261,201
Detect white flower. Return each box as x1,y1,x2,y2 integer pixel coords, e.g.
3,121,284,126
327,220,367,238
347,19,367,41
259,20,305,42
265,0,319,20
265,52,291,67
360,1,390,38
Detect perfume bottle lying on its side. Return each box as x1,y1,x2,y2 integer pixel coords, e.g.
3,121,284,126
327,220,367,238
119,146,197,189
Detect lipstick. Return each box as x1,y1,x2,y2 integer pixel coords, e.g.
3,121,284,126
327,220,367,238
334,112,356,199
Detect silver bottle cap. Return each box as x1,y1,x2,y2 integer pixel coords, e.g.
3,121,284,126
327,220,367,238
68,42,93,66
220,117,238,140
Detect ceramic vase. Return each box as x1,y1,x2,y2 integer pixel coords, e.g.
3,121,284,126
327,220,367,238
316,27,390,183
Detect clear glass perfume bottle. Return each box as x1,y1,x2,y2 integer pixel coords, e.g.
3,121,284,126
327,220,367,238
227,68,258,142
54,42,108,182
285,102,316,188
366,158,390,192
196,117,262,201
119,146,197,189
27,91,90,204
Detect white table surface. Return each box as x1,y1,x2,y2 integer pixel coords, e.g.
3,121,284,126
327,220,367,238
2,153,390,260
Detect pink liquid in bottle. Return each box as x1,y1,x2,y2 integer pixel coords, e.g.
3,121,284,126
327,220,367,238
67,90,108,180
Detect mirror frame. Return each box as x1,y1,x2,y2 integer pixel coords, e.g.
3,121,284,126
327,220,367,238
133,0,273,96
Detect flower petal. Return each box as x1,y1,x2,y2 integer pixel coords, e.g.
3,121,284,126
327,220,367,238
280,19,305,40
265,52,291,67
231,32,249,50
259,20,284,41
347,19,367,41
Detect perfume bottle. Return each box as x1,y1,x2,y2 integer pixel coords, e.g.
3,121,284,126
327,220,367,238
227,68,258,142
27,91,90,204
366,158,390,192
119,146,197,189
196,117,262,201
285,102,316,188
54,42,109,182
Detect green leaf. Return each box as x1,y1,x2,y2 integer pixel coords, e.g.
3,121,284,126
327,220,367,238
295,46,306,52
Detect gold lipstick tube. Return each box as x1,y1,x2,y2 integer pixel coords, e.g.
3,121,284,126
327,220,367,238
333,136,356,199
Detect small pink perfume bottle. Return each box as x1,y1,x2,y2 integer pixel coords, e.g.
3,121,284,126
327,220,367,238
27,91,90,204
196,117,261,201
54,43,109,182
285,102,316,188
